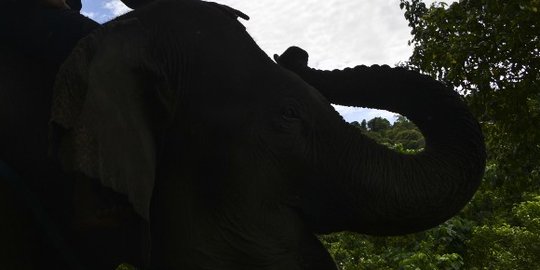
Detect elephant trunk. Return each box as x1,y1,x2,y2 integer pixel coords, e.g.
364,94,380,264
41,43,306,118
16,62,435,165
278,48,486,235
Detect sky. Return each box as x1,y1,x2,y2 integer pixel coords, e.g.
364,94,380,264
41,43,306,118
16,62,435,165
81,0,455,123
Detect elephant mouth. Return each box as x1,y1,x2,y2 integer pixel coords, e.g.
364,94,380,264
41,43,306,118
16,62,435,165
72,206,139,231
70,176,142,231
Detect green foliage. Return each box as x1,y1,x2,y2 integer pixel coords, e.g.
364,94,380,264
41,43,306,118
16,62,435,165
358,116,425,152
514,195,540,231
115,263,138,270
321,1,539,268
350,120,368,132
367,117,391,133
320,217,472,270
465,197,540,269
116,263,138,270
398,1,539,267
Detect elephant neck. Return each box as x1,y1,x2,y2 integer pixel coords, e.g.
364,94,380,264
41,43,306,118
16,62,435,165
149,150,336,269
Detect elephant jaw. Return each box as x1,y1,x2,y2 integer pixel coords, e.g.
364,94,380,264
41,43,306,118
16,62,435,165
149,165,337,269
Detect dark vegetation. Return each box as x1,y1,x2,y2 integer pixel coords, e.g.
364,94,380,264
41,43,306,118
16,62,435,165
319,0,540,269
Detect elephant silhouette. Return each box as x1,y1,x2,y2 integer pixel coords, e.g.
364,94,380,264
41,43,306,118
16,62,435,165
1,0,485,269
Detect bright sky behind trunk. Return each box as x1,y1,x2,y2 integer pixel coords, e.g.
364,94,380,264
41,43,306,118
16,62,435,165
81,0,455,123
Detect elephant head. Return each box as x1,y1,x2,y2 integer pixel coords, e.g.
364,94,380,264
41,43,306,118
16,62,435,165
51,0,485,269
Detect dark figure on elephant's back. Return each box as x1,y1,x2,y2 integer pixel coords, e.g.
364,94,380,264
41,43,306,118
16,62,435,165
0,0,148,269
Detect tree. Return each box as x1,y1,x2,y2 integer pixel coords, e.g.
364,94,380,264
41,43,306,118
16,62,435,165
360,119,367,130
366,117,391,132
399,0,540,268
350,121,367,132
394,130,424,149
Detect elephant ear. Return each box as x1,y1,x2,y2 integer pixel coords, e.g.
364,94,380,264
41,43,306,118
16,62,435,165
51,18,170,220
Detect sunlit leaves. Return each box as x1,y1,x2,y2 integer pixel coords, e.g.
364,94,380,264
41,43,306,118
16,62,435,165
115,263,138,270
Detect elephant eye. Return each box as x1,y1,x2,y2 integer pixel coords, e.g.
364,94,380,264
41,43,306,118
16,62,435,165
281,106,300,120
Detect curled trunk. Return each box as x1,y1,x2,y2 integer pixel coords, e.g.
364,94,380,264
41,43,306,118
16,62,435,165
278,47,486,235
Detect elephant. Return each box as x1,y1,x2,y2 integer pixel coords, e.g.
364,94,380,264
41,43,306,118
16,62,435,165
1,0,486,269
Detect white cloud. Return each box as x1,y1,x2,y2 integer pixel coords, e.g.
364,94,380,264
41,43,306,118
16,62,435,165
333,105,397,123
81,11,97,20
103,0,131,16
213,1,456,122
213,0,417,122
215,0,413,67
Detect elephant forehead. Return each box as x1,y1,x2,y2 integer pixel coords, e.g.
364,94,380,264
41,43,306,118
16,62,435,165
270,69,335,110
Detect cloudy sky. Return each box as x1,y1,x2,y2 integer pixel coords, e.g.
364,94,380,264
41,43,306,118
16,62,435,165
81,0,454,123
